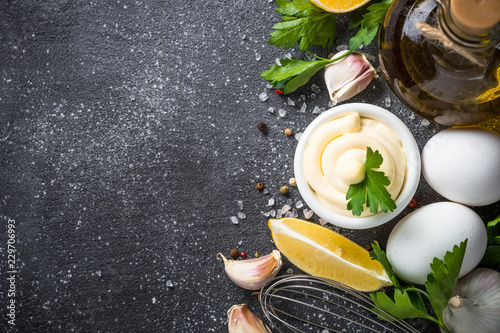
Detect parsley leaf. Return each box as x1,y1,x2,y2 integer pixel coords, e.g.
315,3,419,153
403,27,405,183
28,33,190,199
369,240,468,333
481,215,500,266
425,240,467,323
346,147,396,216
260,53,347,94
348,0,392,51
270,0,337,51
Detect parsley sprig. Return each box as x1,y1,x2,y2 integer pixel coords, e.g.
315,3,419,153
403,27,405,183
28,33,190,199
481,215,500,266
369,240,468,333
346,147,396,216
261,0,393,94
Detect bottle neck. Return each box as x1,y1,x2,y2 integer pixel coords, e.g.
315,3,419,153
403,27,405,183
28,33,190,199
436,0,500,49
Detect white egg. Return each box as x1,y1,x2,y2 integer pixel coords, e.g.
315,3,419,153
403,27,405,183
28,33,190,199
386,202,487,285
421,127,500,206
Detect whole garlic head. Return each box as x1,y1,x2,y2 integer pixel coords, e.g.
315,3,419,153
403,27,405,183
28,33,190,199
324,51,378,106
442,268,500,333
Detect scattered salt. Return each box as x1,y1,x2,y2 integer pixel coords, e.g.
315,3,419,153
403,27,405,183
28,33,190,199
275,58,281,66
266,83,273,89
237,200,244,210
311,84,321,94
263,188,269,194
281,204,291,215
384,97,391,108
278,109,287,117
230,216,239,225
287,97,295,106
267,107,275,114
312,106,321,114
261,211,270,217
299,102,307,113
421,119,430,126
409,112,415,120
300,94,306,101
166,280,173,288
276,209,282,218
304,209,314,219
295,133,302,141
295,200,304,209
268,198,275,206
328,100,334,107
286,199,293,205
336,44,348,51
259,91,268,102
285,211,293,217
291,208,298,218
255,53,262,61
152,297,157,304
96,270,102,277
287,268,294,274
319,218,328,226
269,210,276,217
238,212,246,219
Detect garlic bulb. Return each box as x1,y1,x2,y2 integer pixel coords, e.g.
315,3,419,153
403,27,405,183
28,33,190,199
324,51,378,106
442,268,500,333
227,304,271,333
218,250,282,290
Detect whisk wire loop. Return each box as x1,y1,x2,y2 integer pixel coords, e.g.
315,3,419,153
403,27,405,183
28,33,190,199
254,275,420,333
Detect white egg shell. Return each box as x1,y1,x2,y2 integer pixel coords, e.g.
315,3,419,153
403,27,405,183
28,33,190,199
387,202,487,285
421,127,500,206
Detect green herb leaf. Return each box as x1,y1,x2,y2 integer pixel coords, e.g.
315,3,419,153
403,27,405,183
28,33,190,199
481,245,500,265
348,0,392,51
270,0,337,51
260,57,333,94
369,240,467,332
370,242,427,312
481,215,500,265
370,289,435,321
346,147,396,216
486,215,500,244
425,240,467,323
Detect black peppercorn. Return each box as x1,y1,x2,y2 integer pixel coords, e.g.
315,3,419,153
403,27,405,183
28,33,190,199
257,122,267,132
230,249,239,259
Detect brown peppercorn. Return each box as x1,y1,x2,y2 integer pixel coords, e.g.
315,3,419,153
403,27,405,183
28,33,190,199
257,122,267,132
280,185,289,194
289,177,296,186
364,243,373,252
230,249,239,259
284,128,292,136
256,182,264,190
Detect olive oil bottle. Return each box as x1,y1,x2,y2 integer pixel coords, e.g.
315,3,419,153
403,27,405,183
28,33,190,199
379,0,500,132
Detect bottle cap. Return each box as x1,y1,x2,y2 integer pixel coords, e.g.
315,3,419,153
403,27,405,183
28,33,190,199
450,0,500,35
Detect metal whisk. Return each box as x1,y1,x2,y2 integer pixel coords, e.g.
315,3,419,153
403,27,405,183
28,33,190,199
253,275,420,333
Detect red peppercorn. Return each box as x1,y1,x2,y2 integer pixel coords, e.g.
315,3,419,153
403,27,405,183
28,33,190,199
240,252,247,259
256,182,264,191
408,198,418,208
275,89,284,95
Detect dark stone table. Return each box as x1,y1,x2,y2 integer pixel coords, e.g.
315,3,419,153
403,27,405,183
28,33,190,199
1,1,498,332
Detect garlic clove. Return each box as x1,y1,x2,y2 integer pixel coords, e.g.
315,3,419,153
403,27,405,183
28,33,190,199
227,304,271,333
218,250,282,290
442,268,500,333
324,51,378,106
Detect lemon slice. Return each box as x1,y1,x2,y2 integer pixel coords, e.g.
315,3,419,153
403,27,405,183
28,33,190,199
311,0,372,13
268,218,392,292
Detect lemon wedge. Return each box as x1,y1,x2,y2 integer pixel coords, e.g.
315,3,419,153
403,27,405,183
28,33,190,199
268,218,392,292
310,0,372,13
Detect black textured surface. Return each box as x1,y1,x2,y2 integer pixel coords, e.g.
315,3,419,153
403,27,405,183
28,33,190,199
1,1,498,332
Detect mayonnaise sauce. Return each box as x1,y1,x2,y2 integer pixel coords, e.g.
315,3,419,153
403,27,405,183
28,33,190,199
302,112,406,217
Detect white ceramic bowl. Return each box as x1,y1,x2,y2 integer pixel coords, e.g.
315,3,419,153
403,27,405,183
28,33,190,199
294,103,421,229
